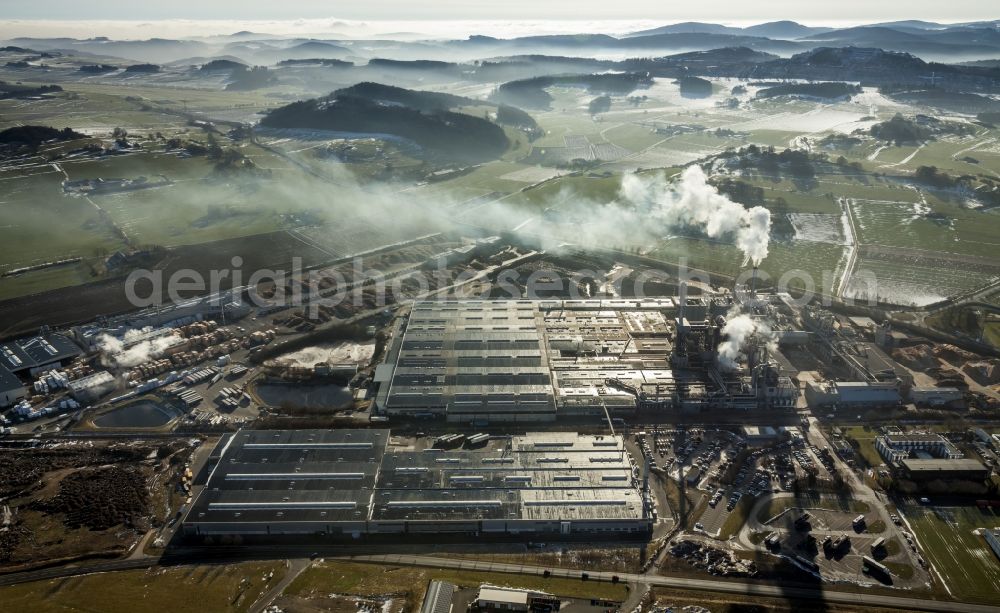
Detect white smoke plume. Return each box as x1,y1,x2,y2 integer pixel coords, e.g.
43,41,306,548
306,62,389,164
620,166,772,266
96,328,182,368
716,313,776,370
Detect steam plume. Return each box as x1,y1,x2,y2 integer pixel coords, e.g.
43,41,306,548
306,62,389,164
96,328,182,368
620,166,772,266
716,313,775,370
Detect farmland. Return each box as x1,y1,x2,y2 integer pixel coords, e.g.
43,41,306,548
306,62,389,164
0,231,333,337
846,247,1000,307
1,64,999,314
905,504,1000,604
0,163,127,273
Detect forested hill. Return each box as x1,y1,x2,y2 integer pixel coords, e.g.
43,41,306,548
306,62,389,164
333,82,480,112
260,84,509,162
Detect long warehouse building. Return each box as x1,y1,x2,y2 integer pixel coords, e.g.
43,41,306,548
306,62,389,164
183,429,652,539
374,299,797,422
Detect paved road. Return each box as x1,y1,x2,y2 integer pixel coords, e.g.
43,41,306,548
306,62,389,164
1,548,997,613
247,558,310,613
338,553,1000,613
620,580,649,612
0,558,155,587
804,417,926,575
835,197,859,299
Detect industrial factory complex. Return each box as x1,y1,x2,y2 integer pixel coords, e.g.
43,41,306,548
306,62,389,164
1,263,998,606
1,262,996,598
6,12,1000,609
374,296,798,423
182,429,651,538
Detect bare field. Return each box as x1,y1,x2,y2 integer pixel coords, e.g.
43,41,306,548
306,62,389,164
287,560,628,611
435,544,644,573
0,230,331,338
0,562,287,613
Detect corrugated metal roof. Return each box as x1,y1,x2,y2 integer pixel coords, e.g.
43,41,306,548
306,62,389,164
188,429,645,526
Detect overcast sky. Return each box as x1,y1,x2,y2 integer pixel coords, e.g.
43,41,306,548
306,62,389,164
1,0,996,23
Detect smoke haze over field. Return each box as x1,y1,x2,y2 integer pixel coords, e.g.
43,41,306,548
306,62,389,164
620,166,772,266
466,165,773,268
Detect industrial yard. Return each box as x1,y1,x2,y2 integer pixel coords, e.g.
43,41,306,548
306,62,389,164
0,438,199,569
1,239,998,609
2,6,1000,613
377,296,796,422
183,429,651,539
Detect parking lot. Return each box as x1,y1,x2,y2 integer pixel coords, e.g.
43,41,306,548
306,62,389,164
767,506,881,536
698,437,814,536
632,425,880,545
757,503,919,585
635,427,750,536
626,422,931,589
793,442,837,482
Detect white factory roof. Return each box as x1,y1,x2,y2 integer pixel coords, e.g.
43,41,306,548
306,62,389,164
742,426,777,438
479,586,539,605
189,429,647,526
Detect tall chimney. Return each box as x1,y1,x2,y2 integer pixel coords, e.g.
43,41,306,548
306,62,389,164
678,281,687,322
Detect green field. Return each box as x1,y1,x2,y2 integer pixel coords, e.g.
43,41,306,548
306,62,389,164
643,237,847,297
839,426,885,469
2,71,999,305
0,164,127,271
850,195,1000,261
907,505,1000,603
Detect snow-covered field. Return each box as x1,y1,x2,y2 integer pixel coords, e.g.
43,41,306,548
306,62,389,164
843,276,947,307
499,166,568,183
787,212,849,245
727,106,867,134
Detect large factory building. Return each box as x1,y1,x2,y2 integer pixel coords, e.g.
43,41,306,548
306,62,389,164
373,299,797,423
1,333,82,377
182,429,651,539
0,333,83,407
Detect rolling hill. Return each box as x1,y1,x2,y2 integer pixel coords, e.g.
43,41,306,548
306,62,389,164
260,84,508,162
